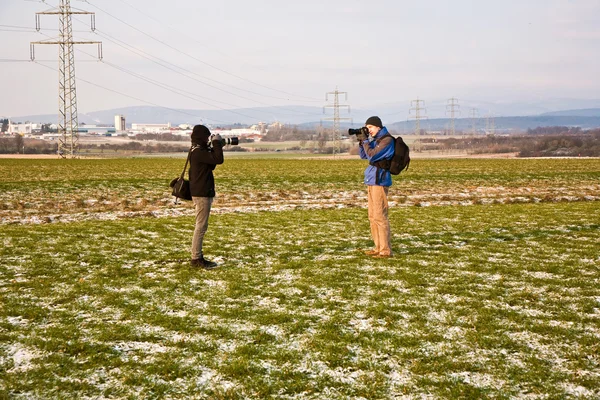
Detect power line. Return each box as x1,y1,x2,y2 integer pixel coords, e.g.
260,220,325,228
44,32,259,114
86,28,322,117
0,58,97,62
99,60,264,121
37,2,320,106
35,61,224,123
12,3,324,123
114,0,244,65
0,24,36,30
82,0,322,103
112,0,322,106
0,28,37,33
6,10,323,118
33,30,320,123
0,23,90,33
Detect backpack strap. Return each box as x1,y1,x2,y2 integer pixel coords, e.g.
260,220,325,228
370,134,394,171
368,134,394,184
376,133,393,144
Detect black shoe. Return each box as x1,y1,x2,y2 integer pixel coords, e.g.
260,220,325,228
191,257,218,270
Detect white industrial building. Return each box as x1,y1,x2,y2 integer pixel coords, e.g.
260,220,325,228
114,115,126,132
8,122,42,134
131,123,172,133
213,128,262,137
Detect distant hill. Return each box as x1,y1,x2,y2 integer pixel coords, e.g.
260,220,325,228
8,105,600,131
82,105,332,126
540,108,600,117
9,105,388,127
385,115,600,133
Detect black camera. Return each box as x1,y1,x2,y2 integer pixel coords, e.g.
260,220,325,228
210,135,239,146
348,127,368,136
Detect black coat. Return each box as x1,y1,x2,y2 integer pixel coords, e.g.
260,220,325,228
188,141,224,197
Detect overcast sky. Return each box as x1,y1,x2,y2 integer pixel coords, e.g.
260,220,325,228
1,0,599,120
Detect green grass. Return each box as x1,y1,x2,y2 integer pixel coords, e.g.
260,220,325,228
1,158,599,224
1,199,599,398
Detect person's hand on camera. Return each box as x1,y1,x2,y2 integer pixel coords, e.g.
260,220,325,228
357,132,368,142
212,134,222,142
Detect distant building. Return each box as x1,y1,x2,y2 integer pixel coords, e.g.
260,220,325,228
131,123,171,133
114,115,126,131
252,122,267,134
269,121,284,129
213,128,262,138
8,122,42,134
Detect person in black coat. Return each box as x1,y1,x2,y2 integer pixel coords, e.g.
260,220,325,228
189,125,224,269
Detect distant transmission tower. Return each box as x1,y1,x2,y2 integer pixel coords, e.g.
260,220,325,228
30,0,102,158
409,98,427,136
485,112,495,135
446,98,460,136
469,108,479,136
323,87,351,158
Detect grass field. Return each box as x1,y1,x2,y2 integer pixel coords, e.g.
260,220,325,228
1,157,599,399
1,158,598,224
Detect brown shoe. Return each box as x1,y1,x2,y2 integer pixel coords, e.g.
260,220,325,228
373,253,393,258
362,249,379,256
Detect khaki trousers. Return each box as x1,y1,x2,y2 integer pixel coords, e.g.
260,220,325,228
191,196,213,260
367,185,392,256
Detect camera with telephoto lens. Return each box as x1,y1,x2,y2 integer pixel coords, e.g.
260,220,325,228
210,135,239,146
348,126,368,138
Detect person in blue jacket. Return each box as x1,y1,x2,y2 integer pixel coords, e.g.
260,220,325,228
358,116,395,257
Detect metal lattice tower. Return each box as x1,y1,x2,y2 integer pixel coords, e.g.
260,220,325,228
485,112,495,135
323,88,351,158
469,108,479,136
409,97,427,136
446,98,460,136
30,0,102,158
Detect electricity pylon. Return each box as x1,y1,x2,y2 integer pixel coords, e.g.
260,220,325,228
446,97,460,136
485,112,495,135
30,0,102,158
323,87,351,159
469,108,479,136
409,97,427,136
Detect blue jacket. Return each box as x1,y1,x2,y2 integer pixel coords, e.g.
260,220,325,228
359,127,395,187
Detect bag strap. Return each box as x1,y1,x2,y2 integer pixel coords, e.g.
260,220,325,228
180,145,199,178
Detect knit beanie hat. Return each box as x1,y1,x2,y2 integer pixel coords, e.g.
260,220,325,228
365,116,383,128
191,125,211,142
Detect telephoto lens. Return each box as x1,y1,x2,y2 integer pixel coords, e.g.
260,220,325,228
221,137,239,146
348,127,368,136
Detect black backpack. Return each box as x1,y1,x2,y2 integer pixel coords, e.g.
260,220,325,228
373,134,410,175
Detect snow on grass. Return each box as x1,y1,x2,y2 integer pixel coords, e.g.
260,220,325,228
1,159,599,398
2,158,600,225
5,343,43,373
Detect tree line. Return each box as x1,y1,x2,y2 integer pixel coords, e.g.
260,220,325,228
1,126,598,156
421,128,600,157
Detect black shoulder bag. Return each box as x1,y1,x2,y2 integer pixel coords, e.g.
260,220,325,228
169,146,196,203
